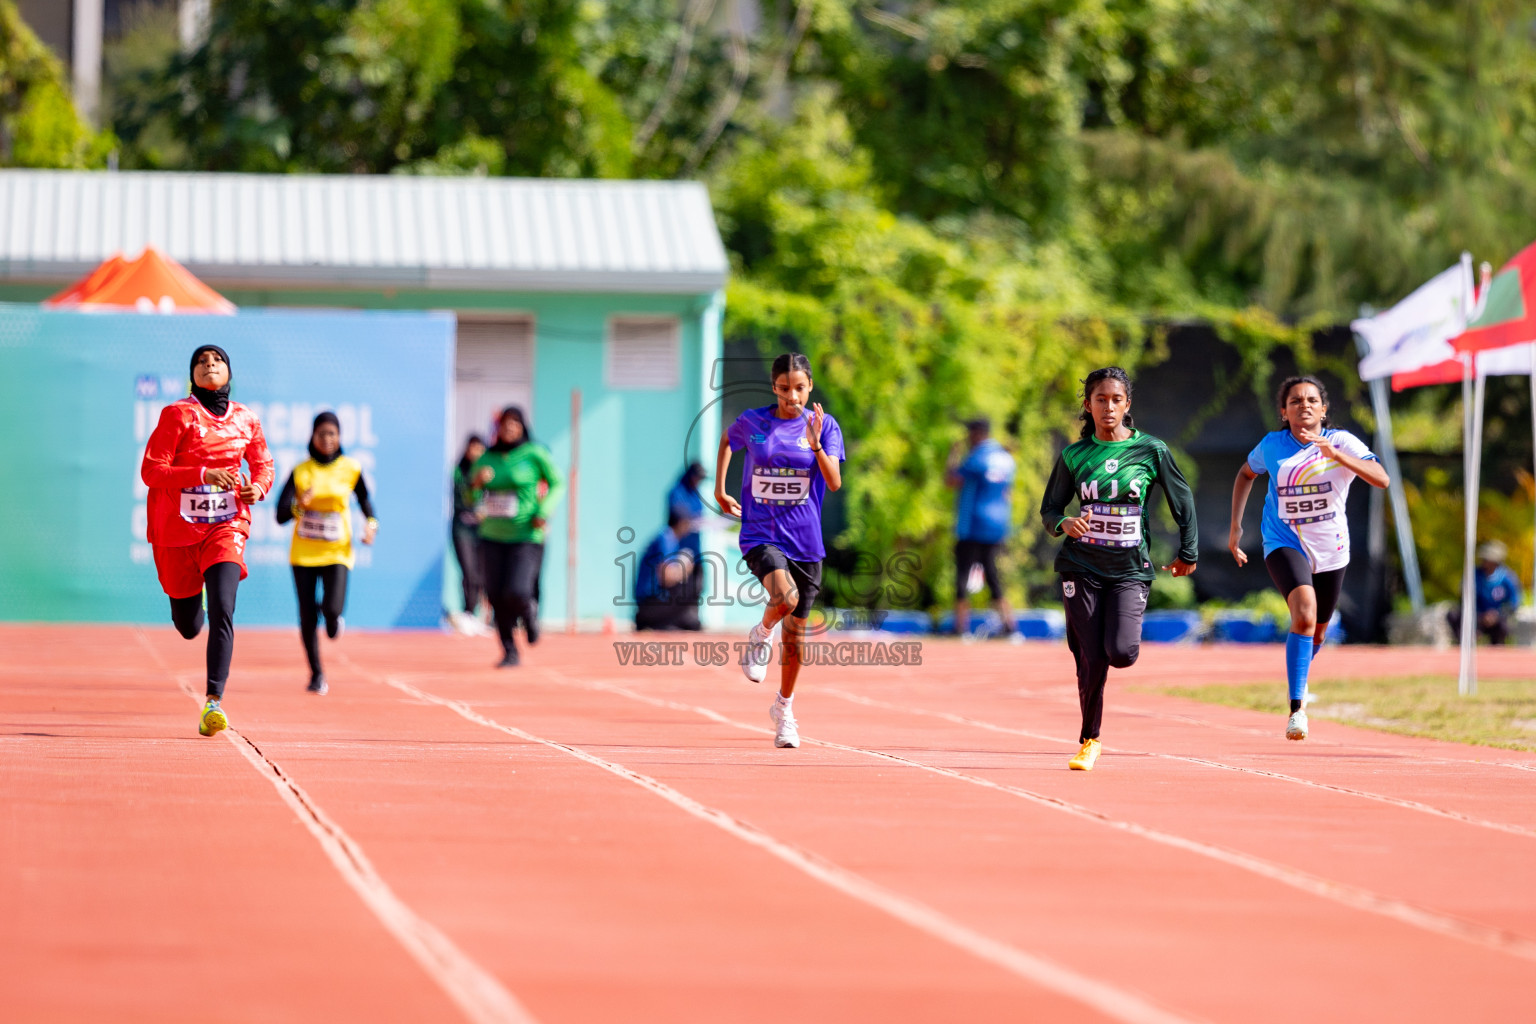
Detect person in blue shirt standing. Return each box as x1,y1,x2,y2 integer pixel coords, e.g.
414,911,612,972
666,462,707,557
1448,541,1523,645
946,417,1020,640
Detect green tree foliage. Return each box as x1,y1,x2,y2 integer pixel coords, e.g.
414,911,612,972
96,0,1536,606
0,0,110,167
117,0,636,175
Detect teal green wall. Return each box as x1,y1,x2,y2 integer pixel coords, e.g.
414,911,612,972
1,280,730,624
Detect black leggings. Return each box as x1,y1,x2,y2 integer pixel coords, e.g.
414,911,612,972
452,523,483,614
169,561,242,700
1062,574,1150,742
481,539,543,653
293,564,349,678
1264,548,1344,631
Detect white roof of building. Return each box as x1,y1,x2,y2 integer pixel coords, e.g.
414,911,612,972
0,170,728,294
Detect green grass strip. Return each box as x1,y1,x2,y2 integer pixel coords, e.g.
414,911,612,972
1155,676,1536,753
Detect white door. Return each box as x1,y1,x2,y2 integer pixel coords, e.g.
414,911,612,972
455,318,534,450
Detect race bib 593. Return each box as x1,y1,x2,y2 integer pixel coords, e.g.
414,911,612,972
1277,482,1336,525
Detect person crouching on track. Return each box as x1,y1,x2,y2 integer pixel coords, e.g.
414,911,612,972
1039,366,1197,772
140,345,273,736
1228,375,1388,741
634,511,703,632
716,352,845,749
274,411,377,695
472,406,563,668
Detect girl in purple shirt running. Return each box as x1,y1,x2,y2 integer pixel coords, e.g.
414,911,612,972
716,353,846,748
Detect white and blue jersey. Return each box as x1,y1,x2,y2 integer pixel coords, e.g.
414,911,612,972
1247,429,1378,572
955,439,1015,543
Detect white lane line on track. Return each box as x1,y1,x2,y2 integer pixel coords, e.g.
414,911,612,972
383,676,1201,1024
820,688,1536,840
565,677,1536,966
165,675,536,1024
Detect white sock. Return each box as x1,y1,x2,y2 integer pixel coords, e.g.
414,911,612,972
775,693,792,707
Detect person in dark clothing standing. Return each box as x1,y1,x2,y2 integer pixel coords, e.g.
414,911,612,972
451,435,487,630
471,407,563,668
1039,367,1198,771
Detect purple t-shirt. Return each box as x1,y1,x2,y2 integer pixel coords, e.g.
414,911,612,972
727,405,845,562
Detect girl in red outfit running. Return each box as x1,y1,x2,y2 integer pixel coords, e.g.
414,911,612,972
140,345,274,735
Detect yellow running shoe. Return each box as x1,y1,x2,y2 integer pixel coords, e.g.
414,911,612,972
198,699,228,737
1068,738,1101,771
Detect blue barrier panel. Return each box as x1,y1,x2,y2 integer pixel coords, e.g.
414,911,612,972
1142,610,1202,643
1015,608,1066,640
0,305,453,627
1211,611,1282,643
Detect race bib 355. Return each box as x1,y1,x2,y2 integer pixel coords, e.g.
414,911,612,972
1079,503,1142,548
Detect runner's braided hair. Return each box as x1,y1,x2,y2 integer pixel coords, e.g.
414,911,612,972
1078,366,1135,440
771,352,813,382
1276,375,1333,430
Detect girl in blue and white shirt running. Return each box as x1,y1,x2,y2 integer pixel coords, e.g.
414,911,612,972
1227,376,1389,741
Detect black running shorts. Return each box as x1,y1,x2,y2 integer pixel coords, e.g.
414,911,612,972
744,543,822,620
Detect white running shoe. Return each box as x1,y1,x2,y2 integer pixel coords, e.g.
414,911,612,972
1286,709,1309,741
741,622,774,683
770,700,800,748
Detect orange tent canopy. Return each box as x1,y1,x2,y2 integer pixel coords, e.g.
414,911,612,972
44,247,236,314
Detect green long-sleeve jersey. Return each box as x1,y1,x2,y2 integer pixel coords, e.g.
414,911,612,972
1038,430,1198,581
471,443,564,544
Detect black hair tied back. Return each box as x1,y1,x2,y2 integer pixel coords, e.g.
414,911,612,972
1078,366,1135,440
1275,375,1332,429
771,352,813,383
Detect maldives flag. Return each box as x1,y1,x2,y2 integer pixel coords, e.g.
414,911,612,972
1450,239,1536,354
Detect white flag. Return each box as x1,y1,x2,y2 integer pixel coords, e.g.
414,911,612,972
1355,254,1475,381
1475,340,1536,377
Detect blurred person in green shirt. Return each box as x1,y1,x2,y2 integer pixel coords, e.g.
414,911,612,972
471,406,563,667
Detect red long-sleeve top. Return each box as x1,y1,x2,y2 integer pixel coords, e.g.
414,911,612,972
140,397,274,547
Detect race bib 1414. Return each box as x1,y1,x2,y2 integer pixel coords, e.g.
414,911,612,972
180,485,238,525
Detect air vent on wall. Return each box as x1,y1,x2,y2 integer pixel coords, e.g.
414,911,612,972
606,316,680,390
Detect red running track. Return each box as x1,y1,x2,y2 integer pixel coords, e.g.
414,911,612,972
3,625,1535,1023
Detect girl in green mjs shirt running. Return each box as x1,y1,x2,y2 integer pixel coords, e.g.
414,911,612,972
471,406,563,668
1040,367,1198,772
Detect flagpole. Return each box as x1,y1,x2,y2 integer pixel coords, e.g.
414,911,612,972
1355,335,1424,611
1457,356,1484,696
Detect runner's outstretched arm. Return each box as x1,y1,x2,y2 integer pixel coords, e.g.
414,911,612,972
714,434,740,517
274,472,299,525
1228,464,1259,566
242,420,274,501
1157,444,1198,573
140,407,207,489
1038,451,1075,537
